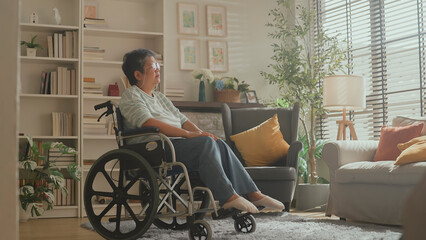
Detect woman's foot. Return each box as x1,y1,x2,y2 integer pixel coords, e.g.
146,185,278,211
247,191,285,211
222,194,259,214
251,196,285,211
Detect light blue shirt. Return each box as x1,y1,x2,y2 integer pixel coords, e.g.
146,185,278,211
119,86,188,143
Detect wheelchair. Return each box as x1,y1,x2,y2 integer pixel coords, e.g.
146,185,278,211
84,101,258,240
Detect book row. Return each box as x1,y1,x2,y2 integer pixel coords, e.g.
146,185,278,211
52,112,73,136
18,178,77,206
47,31,78,59
40,67,77,95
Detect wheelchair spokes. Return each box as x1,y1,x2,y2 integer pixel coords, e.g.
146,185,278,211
84,149,159,240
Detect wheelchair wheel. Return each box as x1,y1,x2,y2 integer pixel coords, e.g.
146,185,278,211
84,149,159,240
234,214,256,233
153,173,210,230
188,220,212,240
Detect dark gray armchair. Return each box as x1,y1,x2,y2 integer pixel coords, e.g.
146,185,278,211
221,103,302,212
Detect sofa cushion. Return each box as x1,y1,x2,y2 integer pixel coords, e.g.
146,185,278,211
335,161,426,185
392,116,426,135
373,123,424,161
395,141,426,165
230,114,290,167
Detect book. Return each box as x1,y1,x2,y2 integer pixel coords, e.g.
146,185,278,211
40,72,46,94
83,83,102,89
83,77,95,83
53,33,59,58
58,33,63,58
65,31,72,58
72,31,78,58
47,35,53,58
66,69,71,95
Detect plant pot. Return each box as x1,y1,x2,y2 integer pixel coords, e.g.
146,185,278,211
295,183,329,211
213,89,240,103
19,207,31,222
26,48,37,57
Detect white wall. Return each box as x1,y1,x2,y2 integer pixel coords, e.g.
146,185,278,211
163,0,280,103
0,0,19,239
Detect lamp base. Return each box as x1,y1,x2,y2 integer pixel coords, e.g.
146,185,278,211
336,120,358,140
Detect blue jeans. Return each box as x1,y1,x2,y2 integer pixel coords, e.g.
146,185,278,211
164,136,258,205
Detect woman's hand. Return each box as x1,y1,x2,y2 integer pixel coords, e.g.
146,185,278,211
185,130,219,141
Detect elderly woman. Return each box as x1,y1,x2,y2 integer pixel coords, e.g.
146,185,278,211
119,48,283,213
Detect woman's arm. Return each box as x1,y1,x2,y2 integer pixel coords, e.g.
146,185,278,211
182,120,219,140
142,118,202,138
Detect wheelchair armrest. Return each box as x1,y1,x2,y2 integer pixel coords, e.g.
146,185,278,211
121,126,159,137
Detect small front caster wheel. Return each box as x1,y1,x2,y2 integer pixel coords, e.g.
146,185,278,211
234,214,256,233
188,219,212,240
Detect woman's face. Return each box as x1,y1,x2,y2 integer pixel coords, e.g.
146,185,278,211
140,56,161,89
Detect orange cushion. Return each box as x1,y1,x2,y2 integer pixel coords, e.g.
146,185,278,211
230,114,290,166
398,135,426,152
395,141,426,165
373,123,424,161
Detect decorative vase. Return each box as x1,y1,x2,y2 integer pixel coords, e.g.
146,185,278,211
26,48,37,57
198,80,206,102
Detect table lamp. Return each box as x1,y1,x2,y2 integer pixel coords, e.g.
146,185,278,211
323,75,365,140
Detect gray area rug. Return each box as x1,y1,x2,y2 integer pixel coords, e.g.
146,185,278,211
81,212,402,240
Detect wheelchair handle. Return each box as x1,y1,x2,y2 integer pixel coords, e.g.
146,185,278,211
94,100,114,122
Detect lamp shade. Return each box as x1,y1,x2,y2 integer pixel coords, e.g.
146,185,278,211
323,75,365,111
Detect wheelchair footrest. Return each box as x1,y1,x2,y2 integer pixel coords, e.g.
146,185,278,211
212,208,241,220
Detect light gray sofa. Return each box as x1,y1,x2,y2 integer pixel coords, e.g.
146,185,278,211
322,140,426,225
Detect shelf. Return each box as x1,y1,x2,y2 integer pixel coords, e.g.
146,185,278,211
83,95,121,100
20,94,78,99
20,23,79,32
18,135,78,140
84,28,163,39
20,56,79,63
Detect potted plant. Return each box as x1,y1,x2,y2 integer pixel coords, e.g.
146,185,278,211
211,76,250,103
20,35,43,57
261,0,347,184
19,135,81,221
295,132,329,210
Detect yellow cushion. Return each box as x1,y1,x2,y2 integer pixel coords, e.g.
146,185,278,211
395,141,426,165
397,135,426,151
230,114,290,166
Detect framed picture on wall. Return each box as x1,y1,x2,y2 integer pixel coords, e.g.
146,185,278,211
179,38,200,70
177,2,199,35
246,90,258,103
206,5,227,37
208,40,228,72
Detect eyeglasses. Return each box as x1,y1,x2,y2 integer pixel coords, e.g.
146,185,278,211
149,62,161,71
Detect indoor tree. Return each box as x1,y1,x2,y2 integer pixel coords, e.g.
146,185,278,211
261,0,347,183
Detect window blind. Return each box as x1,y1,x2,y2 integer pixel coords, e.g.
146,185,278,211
315,0,426,140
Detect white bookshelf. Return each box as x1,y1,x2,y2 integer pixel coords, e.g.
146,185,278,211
80,0,165,218
18,0,166,219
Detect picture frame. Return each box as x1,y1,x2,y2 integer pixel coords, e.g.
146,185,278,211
84,2,98,19
246,90,258,103
206,5,227,37
208,40,228,72
177,2,199,35
179,38,200,70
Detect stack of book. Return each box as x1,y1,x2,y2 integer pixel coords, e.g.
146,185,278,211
165,88,184,100
41,67,76,95
53,179,76,206
154,52,163,64
83,17,108,29
47,31,78,59
83,46,106,60
52,112,73,136
83,77,103,96
48,148,75,167
83,114,107,135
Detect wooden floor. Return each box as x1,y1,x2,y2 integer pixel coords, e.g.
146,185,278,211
19,209,336,240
